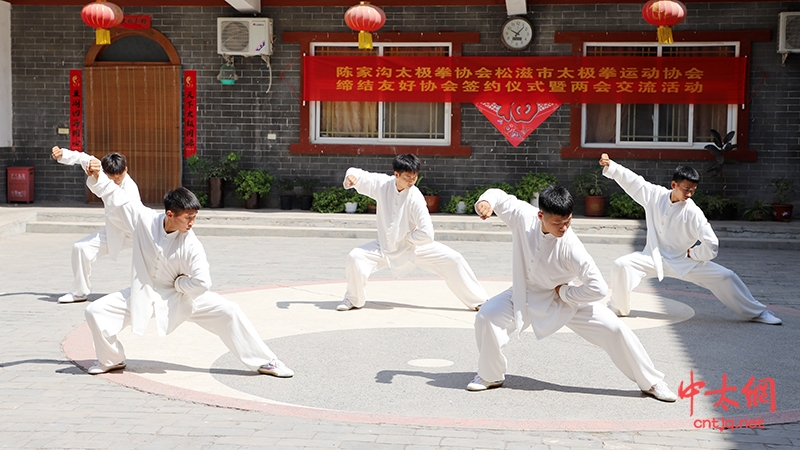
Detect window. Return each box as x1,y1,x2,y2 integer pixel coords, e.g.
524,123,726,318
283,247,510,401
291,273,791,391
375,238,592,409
555,30,768,161
582,43,738,150
310,43,451,146
284,31,477,156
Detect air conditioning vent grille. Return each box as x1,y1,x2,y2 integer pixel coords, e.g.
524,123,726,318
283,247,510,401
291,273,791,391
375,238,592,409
784,15,800,49
220,21,250,53
779,12,800,53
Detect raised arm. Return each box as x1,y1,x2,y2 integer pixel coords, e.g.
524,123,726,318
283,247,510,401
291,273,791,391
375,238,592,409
476,188,535,230
85,159,148,234
600,153,659,206
343,167,391,200
52,146,92,172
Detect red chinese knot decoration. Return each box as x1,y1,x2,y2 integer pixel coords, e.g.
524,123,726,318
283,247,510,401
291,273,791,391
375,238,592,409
344,2,386,50
641,0,687,44
81,1,124,45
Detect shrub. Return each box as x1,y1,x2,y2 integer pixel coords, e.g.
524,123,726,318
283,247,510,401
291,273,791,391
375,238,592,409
514,172,557,203
608,192,645,219
312,187,373,213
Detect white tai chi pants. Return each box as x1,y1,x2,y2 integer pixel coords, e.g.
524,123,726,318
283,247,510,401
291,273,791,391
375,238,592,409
610,252,765,319
345,240,488,309
84,288,278,371
69,230,130,297
474,288,664,391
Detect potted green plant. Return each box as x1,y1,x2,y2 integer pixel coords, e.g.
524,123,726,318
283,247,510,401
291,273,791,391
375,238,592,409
770,178,794,222
572,167,609,217
186,152,240,208
742,199,771,221
276,178,296,210
415,174,440,213
705,129,738,178
234,169,274,209
514,172,558,206
296,177,319,211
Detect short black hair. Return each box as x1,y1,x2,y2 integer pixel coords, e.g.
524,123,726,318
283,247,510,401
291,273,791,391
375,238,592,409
538,185,574,217
673,165,700,184
101,153,127,176
164,187,201,214
393,154,421,174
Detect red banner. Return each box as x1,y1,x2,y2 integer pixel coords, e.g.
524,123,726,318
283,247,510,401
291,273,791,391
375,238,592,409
183,71,197,158
69,70,83,151
475,101,561,147
303,56,746,105
119,15,151,29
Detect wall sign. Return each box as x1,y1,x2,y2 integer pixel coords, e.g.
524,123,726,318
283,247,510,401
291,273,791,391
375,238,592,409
69,70,83,151
183,70,197,158
119,14,151,30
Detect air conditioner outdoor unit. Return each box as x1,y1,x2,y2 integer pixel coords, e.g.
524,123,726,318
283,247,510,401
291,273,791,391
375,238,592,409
217,17,272,56
778,12,800,53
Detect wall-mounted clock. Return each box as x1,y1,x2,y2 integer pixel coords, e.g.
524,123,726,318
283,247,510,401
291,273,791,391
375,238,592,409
501,16,534,51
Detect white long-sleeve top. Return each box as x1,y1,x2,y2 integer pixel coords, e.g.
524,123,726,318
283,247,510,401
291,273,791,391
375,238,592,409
58,148,141,260
344,168,434,277
87,172,211,337
477,189,608,339
602,160,718,280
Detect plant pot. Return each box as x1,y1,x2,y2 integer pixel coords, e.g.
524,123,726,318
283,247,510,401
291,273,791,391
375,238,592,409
208,177,224,208
455,201,467,214
280,194,294,210
245,193,259,209
299,195,313,211
584,195,606,217
771,204,793,222
344,202,358,213
366,204,376,214
530,192,540,208
424,195,440,213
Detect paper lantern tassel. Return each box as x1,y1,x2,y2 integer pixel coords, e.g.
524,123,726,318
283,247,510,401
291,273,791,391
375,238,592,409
358,31,373,49
656,25,674,44
95,28,111,45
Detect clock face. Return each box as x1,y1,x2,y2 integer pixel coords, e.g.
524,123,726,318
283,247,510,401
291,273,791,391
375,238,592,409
501,17,533,50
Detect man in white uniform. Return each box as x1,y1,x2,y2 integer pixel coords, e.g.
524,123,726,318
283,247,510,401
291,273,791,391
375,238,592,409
599,153,781,325
81,158,293,377
337,154,488,311
51,146,140,303
468,185,676,402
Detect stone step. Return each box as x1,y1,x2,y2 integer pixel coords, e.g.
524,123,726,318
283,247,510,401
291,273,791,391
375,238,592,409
9,207,800,250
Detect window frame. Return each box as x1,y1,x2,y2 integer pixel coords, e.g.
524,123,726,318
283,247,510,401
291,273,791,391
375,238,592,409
554,30,769,161
310,42,452,147
284,31,479,156
581,42,738,151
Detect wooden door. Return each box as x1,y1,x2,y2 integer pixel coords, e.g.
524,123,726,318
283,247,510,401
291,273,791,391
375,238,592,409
84,28,182,205
84,65,181,205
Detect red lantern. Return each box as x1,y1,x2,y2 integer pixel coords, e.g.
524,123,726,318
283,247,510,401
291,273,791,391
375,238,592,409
641,0,687,44
344,2,386,50
81,1,124,45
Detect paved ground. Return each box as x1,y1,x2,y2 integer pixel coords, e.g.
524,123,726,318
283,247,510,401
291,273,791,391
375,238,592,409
2,223,800,448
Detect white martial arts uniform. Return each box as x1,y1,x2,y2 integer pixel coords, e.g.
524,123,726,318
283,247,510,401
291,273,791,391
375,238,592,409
602,160,766,319
473,189,664,390
343,168,488,309
84,173,279,371
57,148,140,297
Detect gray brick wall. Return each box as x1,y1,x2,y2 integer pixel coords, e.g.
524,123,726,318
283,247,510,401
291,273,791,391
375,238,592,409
9,3,800,211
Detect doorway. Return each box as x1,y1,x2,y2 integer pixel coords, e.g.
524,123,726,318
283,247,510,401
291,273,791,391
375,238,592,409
84,28,182,205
